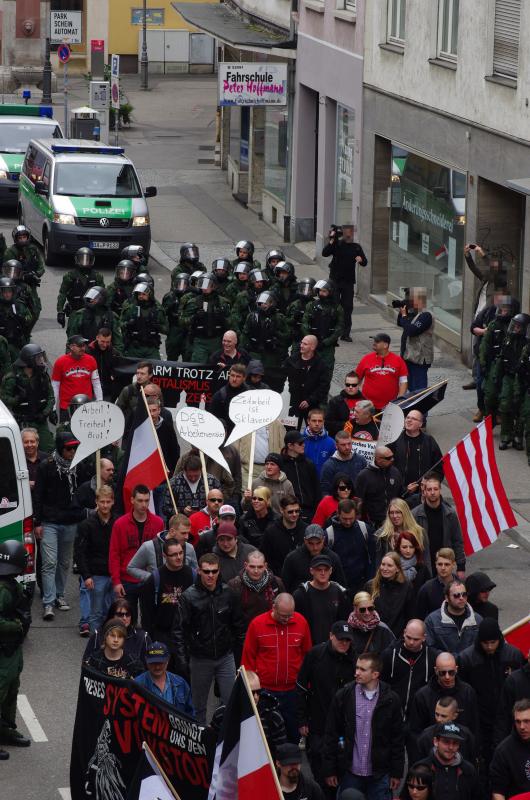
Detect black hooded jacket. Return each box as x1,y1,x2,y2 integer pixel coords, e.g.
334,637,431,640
408,674,480,736
494,662,530,745
296,640,356,735
381,639,437,718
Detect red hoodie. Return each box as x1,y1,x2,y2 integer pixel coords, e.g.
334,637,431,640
108,509,164,586
241,610,312,691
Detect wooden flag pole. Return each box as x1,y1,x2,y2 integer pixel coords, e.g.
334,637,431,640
239,665,284,799
247,430,256,491
140,386,179,516
502,614,530,637
95,448,101,491
142,741,182,800
199,450,210,496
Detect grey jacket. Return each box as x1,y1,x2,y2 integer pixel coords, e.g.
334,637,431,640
425,601,482,655
127,531,197,582
244,470,295,514
412,500,466,571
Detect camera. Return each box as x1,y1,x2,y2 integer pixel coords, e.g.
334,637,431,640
329,224,343,240
391,287,410,309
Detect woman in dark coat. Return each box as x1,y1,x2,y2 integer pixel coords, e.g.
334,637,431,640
366,551,416,638
347,590,395,657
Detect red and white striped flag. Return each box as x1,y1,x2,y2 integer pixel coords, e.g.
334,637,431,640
118,390,167,510
442,416,517,555
434,244,448,260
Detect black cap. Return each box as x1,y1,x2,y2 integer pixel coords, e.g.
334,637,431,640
246,359,265,377
310,554,333,569
68,334,89,346
276,743,302,765
265,452,282,467
370,333,391,344
434,722,465,742
477,617,502,642
284,430,304,445
331,621,354,641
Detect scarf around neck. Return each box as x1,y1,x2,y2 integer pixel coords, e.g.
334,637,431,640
53,450,77,497
400,554,417,582
348,607,381,631
242,568,271,594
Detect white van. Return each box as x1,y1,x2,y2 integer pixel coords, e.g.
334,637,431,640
18,139,156,265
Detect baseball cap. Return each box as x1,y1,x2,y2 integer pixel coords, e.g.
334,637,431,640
284,430,304,445
331,621,354,641
216,521,238,539
219,504,236,518
370,333,391,344
265,452,282,467
68,334,89,346
146,641,170,663
310,554,333,569
304,524,325,540
246,359,265,377
276,742,302,765
434,722,465,742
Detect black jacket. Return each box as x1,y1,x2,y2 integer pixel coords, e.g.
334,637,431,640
293,581,350,644
490,731,530,798
414,722,476,766
261,518,307,576
355,464,404,528
238,507,279,550
494,663,530,744
381,640,437,718
408,675,479,736
325,515,376,595
325,390,365,437
209,383,246,430
367,578,416,638
322,239,367,285
416,576,454,620
210,689,286,760
415,752,477,800
322,680,404,779
281,544,346,594
390,431,443,490
74,510,118,579
280,453,322,520
175,577,246,661
283,352,329,413
465,571,499,621
457,637,524,740
33,456,85,526
296,640,356,735
349,623,395,659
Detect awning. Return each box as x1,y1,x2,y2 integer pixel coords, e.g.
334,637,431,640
172,2,296,57
507,177,530,195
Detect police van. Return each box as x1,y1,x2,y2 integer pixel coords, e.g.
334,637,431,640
0,104,62,205
0,400,35,587
18,139,156,264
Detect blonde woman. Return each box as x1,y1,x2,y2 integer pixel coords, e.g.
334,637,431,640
376,498,430,573
366,552,416,637
238,486,278,550
347,590,395,656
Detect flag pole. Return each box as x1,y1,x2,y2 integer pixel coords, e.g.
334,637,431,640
502,614,530,637
142,741,182,800
239,665,283,799
199,450,210,495
140,386,179,516
247,430,256,491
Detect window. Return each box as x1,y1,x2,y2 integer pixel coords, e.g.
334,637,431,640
438,0,459,60
493,0,521,79
264,108,288,202
340,0,356,10
387,0,406,44
0,437,19,517
335,106,355,224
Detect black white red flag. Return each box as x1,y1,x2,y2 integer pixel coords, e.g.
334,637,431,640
118,389,167,509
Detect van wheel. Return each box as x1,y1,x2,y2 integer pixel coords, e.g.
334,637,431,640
42,231,56,266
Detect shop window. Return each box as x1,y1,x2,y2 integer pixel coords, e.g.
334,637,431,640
264,108,287,202
387,0,406,44
438,0,459,60
51,0,83,9
388,145,466,334
335,105,355,225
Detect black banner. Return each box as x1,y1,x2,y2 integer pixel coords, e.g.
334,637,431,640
114,358,230,406
70,666,215,800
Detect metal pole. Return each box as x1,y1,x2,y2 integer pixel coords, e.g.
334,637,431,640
140,0,149,90
63,62,68,137
41,1,53,105
114,103,119,146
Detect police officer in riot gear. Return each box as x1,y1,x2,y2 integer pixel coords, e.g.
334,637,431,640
0,343,55,452
271,260,297,313
286,278,316,346
56,247,105,328
241,290,290,393
265,248,285,275
120,244,147,271
0,539,31,758
106,259,137,316
226,261,252,305
497,313,530,450
67,286,123,351
232,240,260,269
229,267,269,334
4,225,44,332
182,272,230,361
1,260,38,334
212,258,232,298
162,272,191,361
479,296,516,424
120,281,168,359
0,278,31,360
170,243,205,284
301,279,344,396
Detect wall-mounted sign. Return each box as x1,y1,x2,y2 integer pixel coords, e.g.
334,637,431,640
219,63,287,107
50,11,82,45
131,8,165,25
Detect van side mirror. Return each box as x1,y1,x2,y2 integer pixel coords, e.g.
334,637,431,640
144,186,157,198
34,180,48,196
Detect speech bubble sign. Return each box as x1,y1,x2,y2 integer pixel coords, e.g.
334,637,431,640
225,389,283,446
377,403,405,445
70,401,125,469
174,406,231,473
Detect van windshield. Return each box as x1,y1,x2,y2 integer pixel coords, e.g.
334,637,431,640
0,122,62,153
0,436,19,515
55,162,142,198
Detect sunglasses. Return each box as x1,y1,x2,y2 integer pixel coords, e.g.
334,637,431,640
358,606,375,613
285,509,300,514
451,592,467,599
202,568,219,575
252,496,265,501
115,611,131,617
437,669,456,676
345,382,359,387
209,498,223,503
337,485,350,491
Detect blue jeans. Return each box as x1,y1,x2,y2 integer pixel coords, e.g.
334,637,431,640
268,689,299,743
339,773,391,800
190,652,236,725
405,361,429,394
86,575,114,632
41,522,77,607
79,577,90,626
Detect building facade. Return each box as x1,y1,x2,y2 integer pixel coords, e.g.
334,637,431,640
360,0,530,359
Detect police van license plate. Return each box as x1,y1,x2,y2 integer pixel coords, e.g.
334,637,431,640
90,241,120,249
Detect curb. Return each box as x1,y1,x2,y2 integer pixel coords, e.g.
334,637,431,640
149,240,175,272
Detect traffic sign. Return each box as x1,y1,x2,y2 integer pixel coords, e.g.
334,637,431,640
50,11,82,45
111,54,120,110
57,43,71,64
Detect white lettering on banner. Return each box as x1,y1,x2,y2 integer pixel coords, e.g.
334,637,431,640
351,438,376,465
225,389,283,446
70,402,125,468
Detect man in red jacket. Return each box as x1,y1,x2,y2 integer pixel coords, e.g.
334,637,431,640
108,484,164,618
242,592,312,742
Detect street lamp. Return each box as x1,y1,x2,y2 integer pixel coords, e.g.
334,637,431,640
41,0,53,104
140,0,149,89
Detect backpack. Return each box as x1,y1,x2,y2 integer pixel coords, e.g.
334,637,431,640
325,519,368,547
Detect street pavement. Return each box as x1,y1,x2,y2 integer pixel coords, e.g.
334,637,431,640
1,73,529,798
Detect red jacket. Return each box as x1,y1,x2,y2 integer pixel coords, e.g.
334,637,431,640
241,610,312,691
108,510,164,586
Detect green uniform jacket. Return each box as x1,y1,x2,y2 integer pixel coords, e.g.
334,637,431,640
67,306,123,352
120,299,168,349
0,577,24,646
229,288,256,333
479,317,510,372
4,243,44,278
107,281,134,316
301,300,344,347
0,335,12,380
170,261,206,285
1,367,55,423
241,309,291,363
0,300,32,355
57,269,105,313
181,293,230,340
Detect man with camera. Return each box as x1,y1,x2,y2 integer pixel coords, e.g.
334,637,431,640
322,224,367,343
397,287,434,394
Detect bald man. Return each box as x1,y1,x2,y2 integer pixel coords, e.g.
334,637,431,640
284,334,329,422
209,329,250,372
355,446,404,527
381,619,437,718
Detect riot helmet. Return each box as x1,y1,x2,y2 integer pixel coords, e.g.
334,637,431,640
266,249,285,269
14,343,47,370
212,258,231,278
0,276,16,302
0,540,28,577
189,270,204,290
249,269,269,289
296,278,316,299
121,244,146,265
115,259,137,283
314,279,333,298
173,273,190,294
68,393,91,419
180,243,200,264
75,247,95,270
508,313,530,337
235,240,255,260
196,273,218,293
256,291,275,312
83,286,107,308
12,224,31,245
133,282,154,305
133,272,154,290
234,262,251,281
495,295,516,319
273,261,295,283
1,259,23,281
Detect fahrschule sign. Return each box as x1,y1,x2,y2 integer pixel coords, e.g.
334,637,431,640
219,63,287,106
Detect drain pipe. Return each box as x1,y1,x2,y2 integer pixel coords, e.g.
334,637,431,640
283,0,298,243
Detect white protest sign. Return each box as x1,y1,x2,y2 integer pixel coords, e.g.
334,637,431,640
377,403,405,445
351,438,377,465
70,401,124,469
174,407,230,473
225,389,283,446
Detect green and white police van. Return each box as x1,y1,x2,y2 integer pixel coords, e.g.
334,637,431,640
18,139,156,265
0,400,35,588
0,104,62,205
